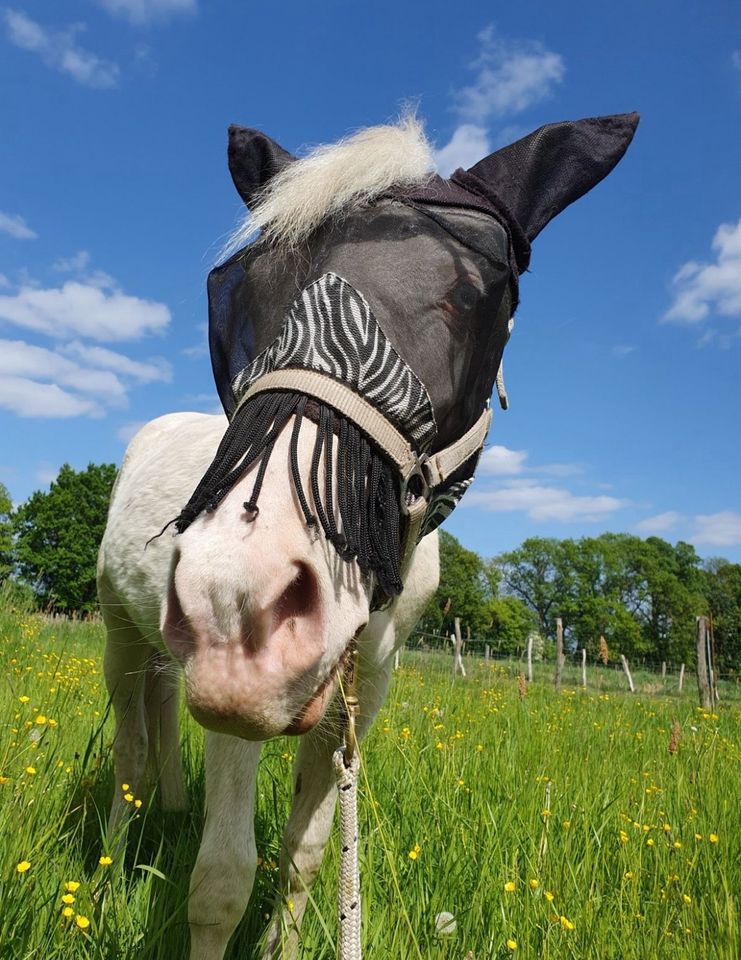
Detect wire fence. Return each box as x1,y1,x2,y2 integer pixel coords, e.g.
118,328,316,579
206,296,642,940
404,630,741,703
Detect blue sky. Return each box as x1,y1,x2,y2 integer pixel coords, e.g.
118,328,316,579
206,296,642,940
1,0,740,562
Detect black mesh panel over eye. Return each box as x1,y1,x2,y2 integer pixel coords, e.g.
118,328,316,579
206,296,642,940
208,253,257,418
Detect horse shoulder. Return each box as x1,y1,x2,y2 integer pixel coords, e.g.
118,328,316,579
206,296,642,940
98,412,227,637
393,529,440,639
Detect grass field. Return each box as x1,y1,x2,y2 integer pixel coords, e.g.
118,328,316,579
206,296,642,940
1,597,739,959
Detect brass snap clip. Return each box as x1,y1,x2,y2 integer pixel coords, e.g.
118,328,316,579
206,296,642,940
343,643,360,767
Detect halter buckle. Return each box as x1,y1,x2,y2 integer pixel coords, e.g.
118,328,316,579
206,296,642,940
400,454,431,514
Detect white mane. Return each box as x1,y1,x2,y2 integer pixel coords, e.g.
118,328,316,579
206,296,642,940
222,114,434,258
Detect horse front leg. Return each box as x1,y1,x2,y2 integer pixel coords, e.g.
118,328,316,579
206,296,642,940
262,655,393,960
101,602,154,839
143,654,189,812
189,732,262,960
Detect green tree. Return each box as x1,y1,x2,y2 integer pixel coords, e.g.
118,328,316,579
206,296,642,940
560,534,650,659
703,558,741,675
420,531,494,638
638,538,703,665
487,595,538,655
0,482,13,581
13,463,118,614
496,538,569,640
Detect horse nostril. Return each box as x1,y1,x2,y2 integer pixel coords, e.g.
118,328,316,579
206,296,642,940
162,554,196,660
273,562,320,633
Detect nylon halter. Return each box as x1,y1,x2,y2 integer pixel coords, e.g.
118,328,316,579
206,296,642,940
237,368,492,576
174,270,498,603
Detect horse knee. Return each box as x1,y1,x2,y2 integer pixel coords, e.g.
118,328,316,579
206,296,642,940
281,843,323,893
189,851,256,957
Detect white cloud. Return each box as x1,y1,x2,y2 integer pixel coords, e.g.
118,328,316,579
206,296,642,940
0,257,170,421
636,511,682,535
4,9,119,89
0,336,171,419
538,462,584,478
691,511,741,547
456,26,565,124
52,250,90,273
181,342,208,359
0,211,38,240
612,344,636,358
0,377,101,418
0,275,10,288
664,219,741,327
0,339,127,404
479,444,527,475
696,326,741,349
0,277,170,341
435,26,564,177
181,321,209,359
62,341,171,382
479,444,582,479
434,124,490,177
181,391,220,414
96,0,196,25
466,479,626,522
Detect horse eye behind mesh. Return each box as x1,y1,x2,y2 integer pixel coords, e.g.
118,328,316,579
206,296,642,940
444,278,481,317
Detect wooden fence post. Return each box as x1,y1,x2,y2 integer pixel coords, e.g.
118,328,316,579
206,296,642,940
453,617,466,678
581,647,587,689
709,614,720,702
661,661,666,679
527,633,534,683
554,618,564,692
620,654,635,693
678,663,685,693
696,616,712,709
484,644,490,660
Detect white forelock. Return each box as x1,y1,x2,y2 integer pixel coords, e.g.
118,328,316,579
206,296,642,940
222,114,434,258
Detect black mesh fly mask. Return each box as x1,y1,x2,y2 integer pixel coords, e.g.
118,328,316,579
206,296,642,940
172,113,639,607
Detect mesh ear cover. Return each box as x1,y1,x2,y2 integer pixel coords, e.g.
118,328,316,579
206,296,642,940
395,113,638,308
452,113,640,265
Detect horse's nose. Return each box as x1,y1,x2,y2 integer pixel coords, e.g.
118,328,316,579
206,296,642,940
161,544,334,739
163,548,325,664
240,561,323,662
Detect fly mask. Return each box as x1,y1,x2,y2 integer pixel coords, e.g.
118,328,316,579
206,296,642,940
173,113,639,605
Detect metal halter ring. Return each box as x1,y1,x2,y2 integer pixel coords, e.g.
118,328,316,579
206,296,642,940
400,454,431,515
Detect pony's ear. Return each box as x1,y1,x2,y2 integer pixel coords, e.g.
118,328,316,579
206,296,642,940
465,113,639,243
227,126,296,208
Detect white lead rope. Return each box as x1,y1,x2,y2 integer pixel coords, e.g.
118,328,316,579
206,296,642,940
333,748,362,960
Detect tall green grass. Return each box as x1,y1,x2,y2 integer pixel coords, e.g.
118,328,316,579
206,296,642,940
1,600,738,958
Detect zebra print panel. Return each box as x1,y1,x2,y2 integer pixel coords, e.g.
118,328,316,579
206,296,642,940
232,272,437,450
231,272,481,541
419,480,473,538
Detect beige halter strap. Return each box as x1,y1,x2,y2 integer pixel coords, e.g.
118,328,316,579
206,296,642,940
239,368,492,570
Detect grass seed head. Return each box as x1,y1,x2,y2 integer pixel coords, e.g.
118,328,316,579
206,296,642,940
668,719,681,755
599,635,609,665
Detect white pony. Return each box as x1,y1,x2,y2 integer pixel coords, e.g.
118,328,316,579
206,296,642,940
98,112,637,958
99,408,438,959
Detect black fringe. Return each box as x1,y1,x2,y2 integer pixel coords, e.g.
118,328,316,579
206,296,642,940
172,390,404,598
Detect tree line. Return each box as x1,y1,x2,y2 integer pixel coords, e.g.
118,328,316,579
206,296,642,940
1,465,739,674
420,531,741,675
0,464,117,614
